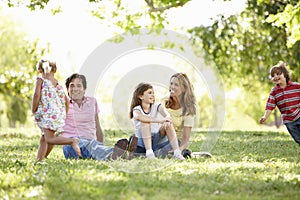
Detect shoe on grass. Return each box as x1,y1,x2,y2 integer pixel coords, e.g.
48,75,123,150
127,135,138,160
182,149,192,159
111,138,128,160
192,151,213,158
127,135,138,152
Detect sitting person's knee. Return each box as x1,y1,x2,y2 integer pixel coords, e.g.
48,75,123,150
159,126,167,136
164,122,172,131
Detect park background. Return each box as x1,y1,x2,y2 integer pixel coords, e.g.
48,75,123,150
1,0,299,133
1,1,300,199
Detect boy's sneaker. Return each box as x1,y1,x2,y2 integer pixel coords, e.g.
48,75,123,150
112,138,128,160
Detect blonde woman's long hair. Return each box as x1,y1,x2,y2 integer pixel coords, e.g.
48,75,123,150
129,83,153,119
165,73,196,116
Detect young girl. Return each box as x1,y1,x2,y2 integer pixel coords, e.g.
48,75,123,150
129,82,184,160
32,59,81,161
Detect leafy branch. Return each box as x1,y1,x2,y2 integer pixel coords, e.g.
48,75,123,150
144,0,190,13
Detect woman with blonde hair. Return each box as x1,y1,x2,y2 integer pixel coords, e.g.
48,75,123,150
161,72,196,156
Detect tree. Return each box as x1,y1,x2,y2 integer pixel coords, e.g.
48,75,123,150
0,9,48,127
4,0,300,127
188,0,300,125
5,0,299,80
260,0,300,48
5,0,191,32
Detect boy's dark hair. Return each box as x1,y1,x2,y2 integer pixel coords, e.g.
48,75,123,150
270,61,290,83
65,73,87,90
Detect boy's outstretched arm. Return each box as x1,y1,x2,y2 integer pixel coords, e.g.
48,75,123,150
259,110,272,124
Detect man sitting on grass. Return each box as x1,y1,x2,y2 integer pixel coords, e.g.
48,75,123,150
61,73,137,160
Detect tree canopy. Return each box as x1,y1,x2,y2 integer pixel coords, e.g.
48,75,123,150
188,0,300,124
0,9,48,126
3,0,300,127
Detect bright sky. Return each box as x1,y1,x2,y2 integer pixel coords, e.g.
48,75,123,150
1,0,246,73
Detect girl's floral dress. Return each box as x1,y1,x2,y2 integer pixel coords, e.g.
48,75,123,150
34,76,66,134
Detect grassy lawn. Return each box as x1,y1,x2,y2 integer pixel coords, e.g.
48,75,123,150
0,128,299,200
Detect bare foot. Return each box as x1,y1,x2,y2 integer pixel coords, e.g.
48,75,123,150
36,157,45,162
71,138,82,157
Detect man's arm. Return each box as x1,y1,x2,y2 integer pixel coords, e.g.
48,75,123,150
95,114,103,143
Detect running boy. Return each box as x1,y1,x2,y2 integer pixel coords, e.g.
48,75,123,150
260,61,300,145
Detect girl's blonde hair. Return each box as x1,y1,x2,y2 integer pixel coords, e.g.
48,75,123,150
165,73,196,116
36,59,57,74
129,83,153,119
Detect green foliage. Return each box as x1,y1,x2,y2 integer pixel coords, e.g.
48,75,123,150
0,10,49,126
198,94,212,128
189,0,299,84
4,0,300,127
260,0,300,48
0,128,300,199
6,0,49,9
7,0,299,50
188,0,300,125
5,0,189,32
6,98,28,124
89,0,171,32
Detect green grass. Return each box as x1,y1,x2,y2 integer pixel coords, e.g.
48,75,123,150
0,128,299,200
